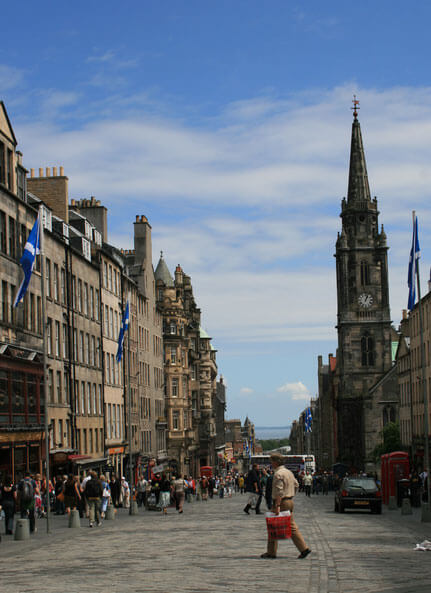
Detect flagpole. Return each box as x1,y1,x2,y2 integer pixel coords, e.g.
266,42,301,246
414,215,431,521
39,204,51,533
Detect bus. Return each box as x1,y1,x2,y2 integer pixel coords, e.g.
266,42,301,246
250,454,316,474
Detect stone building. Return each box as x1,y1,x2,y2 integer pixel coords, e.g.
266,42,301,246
397,299,431,470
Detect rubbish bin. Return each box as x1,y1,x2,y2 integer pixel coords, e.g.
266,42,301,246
397,478,410,507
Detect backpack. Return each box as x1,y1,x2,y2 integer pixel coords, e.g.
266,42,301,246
85,478,101,498
20,479,34,503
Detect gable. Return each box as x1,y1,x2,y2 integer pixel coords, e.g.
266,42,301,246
0,101,17,146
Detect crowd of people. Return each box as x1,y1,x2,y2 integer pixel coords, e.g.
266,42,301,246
0,469,260,538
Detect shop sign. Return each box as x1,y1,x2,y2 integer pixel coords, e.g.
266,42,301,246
108,447,124,454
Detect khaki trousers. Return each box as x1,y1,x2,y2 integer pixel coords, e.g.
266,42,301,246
267,498,307,556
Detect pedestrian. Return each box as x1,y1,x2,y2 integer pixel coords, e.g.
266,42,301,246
63,474,81,515
261,453,311,560
99,474,110,518
303,472,312,497
265,471,273,510
18,472,37,533
136,475,147,508
200,475,209,500
238,474,245,494
0,475,17,535
54,475,65,515
173,475,186,513
84,471,103,527
121,477,130,508
243,463,262,515
110,475,121,508
159,473,172,514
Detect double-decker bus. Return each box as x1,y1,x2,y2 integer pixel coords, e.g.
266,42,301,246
250,454,316,474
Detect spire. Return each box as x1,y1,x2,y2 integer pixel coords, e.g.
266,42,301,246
347,96,371,204
154,252,174,287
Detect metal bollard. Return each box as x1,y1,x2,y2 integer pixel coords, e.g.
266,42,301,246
401,498,413,515
68,509,81,528
388,496,398,510
14,518,30,540
105,505,115,520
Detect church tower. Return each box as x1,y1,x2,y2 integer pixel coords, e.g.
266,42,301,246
335,99,393,470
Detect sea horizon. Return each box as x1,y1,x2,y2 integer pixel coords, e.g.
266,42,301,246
255,426,291,440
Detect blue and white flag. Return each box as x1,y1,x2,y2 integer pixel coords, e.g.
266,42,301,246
305,407,312,433
116,300,130,363
13,215,40,307
407,214,420,311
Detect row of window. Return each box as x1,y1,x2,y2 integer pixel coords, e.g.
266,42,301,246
171,409,189,431
103,261,121,296
140,396,151,420
106,403,124,440
76,427,104,456
106,352,122,386
0,210,27,260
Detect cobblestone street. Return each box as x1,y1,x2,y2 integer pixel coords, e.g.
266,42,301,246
1,492,430,593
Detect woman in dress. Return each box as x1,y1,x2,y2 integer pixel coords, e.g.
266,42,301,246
63,474,81,515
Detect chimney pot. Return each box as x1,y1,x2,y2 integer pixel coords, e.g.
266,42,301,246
46,167,51,177
60,166,64,176
53,166,58,176
39,168,43,177
71,199,76,206
30,168,35,178
402,309,408,320
136,215,140,222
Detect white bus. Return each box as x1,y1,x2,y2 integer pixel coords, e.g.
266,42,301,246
251,453,316,474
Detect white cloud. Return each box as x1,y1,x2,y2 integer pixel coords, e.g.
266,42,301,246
277,381,311,401
13,83,431,350
240,387,254,395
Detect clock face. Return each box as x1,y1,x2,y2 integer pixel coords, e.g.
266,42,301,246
358,293,373,308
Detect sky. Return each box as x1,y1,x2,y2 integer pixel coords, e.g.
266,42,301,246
2,1,431,426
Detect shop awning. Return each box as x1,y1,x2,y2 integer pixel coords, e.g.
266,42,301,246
68,454,92,462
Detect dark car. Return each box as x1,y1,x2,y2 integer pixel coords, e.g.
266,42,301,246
334,476,382,514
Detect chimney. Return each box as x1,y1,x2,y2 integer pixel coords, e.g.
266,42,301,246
28,166,69,222
175,264,183,285
133,214,152,273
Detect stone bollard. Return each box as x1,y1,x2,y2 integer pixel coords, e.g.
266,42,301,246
14,518,30,540
401,498,413,515
105,505,115,520
68,509,81,528
196,493,201,501
388,496,398,510
130,500,139,515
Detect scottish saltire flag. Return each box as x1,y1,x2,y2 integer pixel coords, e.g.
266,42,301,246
116,299,130,362
407,214,420,311
13,215,40,307
305,407,312,433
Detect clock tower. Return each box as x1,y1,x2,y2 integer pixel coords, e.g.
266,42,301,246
334,101,393,470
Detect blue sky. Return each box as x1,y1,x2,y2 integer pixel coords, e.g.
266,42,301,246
2,1,431,425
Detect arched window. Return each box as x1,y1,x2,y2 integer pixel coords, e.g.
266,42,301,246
360,260,370,285
361,332,374,366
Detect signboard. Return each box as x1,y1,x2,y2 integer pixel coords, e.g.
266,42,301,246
152,463,167,474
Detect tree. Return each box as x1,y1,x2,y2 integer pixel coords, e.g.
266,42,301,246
258,438,290,452
371,422,403,462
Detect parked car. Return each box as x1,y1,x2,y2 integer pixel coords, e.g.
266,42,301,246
334,476,382,514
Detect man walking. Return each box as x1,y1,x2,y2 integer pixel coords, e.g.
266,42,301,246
84,471,103,527
243,463,262,515
261,453,311,560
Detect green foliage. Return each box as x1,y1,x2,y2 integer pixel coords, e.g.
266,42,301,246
371,422,403,462
258,438,290,451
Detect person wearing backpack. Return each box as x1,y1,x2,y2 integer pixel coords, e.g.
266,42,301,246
18,473,37,533
84,471,103,527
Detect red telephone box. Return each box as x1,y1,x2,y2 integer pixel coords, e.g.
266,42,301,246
381,451,409,504
200,466,213,478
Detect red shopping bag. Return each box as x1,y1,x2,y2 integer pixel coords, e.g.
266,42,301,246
266,512,291,540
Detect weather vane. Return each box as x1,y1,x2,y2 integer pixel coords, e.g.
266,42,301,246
351,95,360,119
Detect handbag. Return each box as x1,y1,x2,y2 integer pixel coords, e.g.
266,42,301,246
57,491,64,503
265,511,291,540
103,487,110,498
